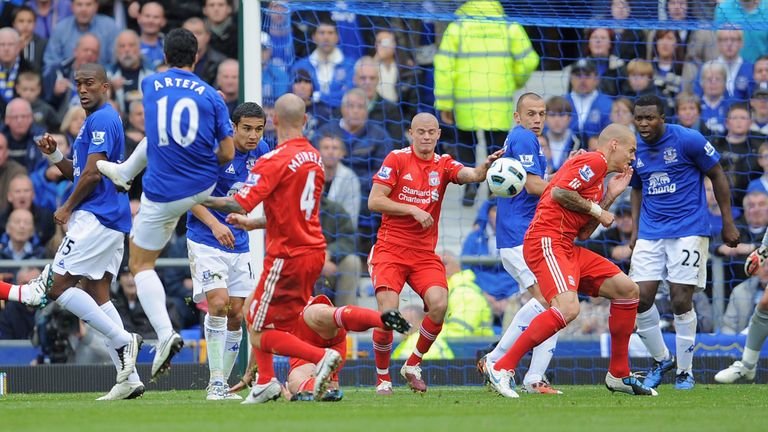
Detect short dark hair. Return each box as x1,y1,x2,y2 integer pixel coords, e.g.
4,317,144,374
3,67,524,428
232,102,266,124
546,95,572,114
313,19,337,35
633,94,665,116
164,28,197,68
11,5,36,22
727,102,750,117
516,92,543,113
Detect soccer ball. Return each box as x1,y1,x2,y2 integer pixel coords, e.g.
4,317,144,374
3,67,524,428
486,157,527,198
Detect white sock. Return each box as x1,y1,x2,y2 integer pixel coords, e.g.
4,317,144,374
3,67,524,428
134,270,174,341
56,288,131,348
205,314,227,383
6,284,21,302
674,309,697,375
524,331,559,385
635,304,670,362
120,137,147,181
488,297,545,362
742,348,760,369
223,328,242,382
100,302,141,383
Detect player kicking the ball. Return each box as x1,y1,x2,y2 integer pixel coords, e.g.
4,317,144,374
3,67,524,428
185,102,271,400
488,124,657,398
368,112,502,395
97,28,235,381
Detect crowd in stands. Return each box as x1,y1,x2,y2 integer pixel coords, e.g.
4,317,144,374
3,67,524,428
0,0,767,361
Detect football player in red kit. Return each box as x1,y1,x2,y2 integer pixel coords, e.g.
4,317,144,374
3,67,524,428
486,124,659,398
368,112,502,394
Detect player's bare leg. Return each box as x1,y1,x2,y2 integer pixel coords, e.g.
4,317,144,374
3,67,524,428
204,287,242,400
635,280,676,388
303,300,411,335
47,272,141,387
668,282,697,389
129,240,183,381
597,273,656,396
96,137,147,191
373,289,399,395
400,285,447,393
82,277,145,401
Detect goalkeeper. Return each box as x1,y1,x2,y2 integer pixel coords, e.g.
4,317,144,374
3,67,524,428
715,234,768,383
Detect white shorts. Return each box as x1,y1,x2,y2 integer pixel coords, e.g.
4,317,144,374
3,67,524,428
629,235,710,288
52,210,125,280
188,239,256,303
130,185,215,251
500,246,536,291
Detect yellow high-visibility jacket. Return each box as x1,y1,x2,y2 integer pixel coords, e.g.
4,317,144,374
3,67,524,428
434,0,539,131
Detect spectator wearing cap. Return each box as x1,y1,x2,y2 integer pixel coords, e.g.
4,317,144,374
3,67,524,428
565,59,612,143
751,87,768,135
675,92,713,137
137,1,166,70
183,17,227,85
694,28,753,103
290,19,355,110
712,103,764,206
583,201,633,273
699,60,731,135
715,0,768,64
261,32,290,109
215,59,238,115
204,0,238,60
43,0,119,68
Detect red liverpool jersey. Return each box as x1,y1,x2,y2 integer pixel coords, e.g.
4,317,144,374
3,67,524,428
234,137,326,257
526,151,608,243
372,147,464,251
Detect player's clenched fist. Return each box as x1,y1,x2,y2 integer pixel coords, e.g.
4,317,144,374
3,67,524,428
745,246,768,276
598,209,615,228
410,207,433,229
36,133,58,155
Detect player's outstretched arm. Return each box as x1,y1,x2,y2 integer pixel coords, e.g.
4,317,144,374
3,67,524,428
202,196,247,214
707,163,740,247
456,149,504,184
552,186,615,228
190,204,235,249
225,214,266,231
215,136,235,166
36,133,75,180
369,183,433,229
55,152,107,226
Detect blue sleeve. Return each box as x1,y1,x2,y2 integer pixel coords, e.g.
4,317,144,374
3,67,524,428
685,129,721,173
87,112,121,156
212,92,234,142
509,130,544,176
256,140,271,158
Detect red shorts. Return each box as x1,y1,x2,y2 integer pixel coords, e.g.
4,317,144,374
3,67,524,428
289,296,347,378
245,250,325,332
524,236,621,303
367,241,447,298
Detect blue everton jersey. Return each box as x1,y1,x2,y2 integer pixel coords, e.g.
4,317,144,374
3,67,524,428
496,126,547,248
73,104,131,233
630,124,721,240
186,140,271,253
142,68,234,202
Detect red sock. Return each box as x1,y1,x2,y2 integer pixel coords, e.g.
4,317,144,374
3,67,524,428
334,305,383,331
608,299,638,378
494,307,567,372
0,281,19,302
253,347,274,385
259,329,325,363
406,316,443,366
373,329,393,383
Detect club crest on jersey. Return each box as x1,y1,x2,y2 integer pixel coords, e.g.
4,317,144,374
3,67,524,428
579,164,594,182
635,157,644,168
91,131,106,145
663,147,678,164
429,171,440,186
246,157,258,170
704,141,715,157
225,164,235,174
377,166,392,180
519,154,534,168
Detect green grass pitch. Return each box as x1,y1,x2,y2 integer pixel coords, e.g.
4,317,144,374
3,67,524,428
1,385,765,432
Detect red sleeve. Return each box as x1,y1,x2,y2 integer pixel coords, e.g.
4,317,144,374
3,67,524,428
372,151,400,189
442,154,465,184
553,153,607,192
234,155,283,212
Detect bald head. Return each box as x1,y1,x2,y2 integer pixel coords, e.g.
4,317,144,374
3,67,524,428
274,93,306,128
597,123,635,148
597,123,637,172
411,112,439,129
